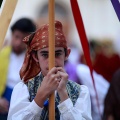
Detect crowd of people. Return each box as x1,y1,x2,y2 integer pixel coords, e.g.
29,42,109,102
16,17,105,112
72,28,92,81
79,39,120,120
0,18,36,119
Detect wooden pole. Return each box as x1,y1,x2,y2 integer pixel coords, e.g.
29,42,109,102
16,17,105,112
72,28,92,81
49,0,55,120
0,0,18,49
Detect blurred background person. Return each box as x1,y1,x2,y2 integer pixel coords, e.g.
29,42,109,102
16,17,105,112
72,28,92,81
80,39,120,83
93,39,120,83
78,38,120,119
76,64,109,120
77,40,110,120
0,18,36,120
103,69,120,120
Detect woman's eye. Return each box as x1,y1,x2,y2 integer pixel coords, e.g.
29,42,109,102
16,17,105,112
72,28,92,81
55,53,61,57
42,54,48,58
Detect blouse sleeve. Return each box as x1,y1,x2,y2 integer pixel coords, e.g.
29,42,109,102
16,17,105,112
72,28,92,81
58,85,92,120
8,82,43,120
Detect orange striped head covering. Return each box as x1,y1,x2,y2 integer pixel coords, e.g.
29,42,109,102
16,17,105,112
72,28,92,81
20,21,67,83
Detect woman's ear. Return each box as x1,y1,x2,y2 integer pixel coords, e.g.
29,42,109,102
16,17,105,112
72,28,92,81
65,48,71,61
32,52,39,62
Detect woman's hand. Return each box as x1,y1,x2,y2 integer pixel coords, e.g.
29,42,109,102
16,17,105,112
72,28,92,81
34,67,61,107
56,67,69,102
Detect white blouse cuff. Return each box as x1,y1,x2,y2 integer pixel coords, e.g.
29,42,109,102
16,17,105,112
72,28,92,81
27,100,43,116
58,98,73,114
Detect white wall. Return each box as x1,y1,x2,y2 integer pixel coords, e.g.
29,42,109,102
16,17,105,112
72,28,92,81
0,0,120,52
78,0,120,39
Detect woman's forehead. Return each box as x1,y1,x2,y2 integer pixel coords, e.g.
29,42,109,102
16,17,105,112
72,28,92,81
38,47,64,52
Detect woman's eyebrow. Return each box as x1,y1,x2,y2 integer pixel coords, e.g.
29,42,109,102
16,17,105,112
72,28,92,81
40,51,48,54
40,50,63,54
55,50,63,53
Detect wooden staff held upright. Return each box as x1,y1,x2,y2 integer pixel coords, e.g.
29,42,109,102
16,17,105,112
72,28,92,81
0,0,56,119
49,0,55,120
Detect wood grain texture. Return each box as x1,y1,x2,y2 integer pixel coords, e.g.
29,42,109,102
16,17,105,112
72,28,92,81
0,0,18,49
49,0,55,120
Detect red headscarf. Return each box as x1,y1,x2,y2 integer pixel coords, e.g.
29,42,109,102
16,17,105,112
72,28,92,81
20,21,67,83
